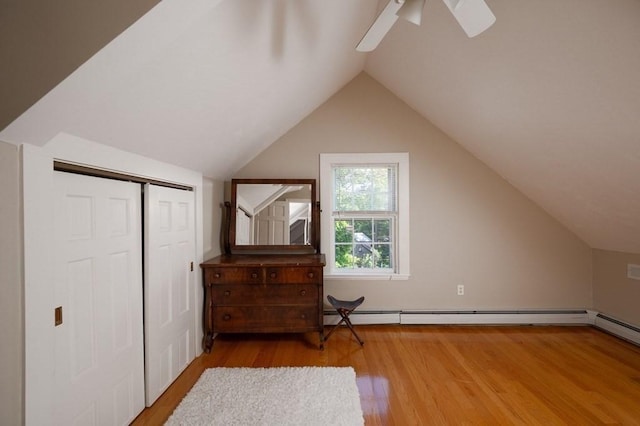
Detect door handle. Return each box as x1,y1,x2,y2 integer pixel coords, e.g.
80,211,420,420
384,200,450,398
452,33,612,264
55,306,63,326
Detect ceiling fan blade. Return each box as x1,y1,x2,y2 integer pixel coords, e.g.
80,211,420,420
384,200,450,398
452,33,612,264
443,0,496,38
356,0,403,52
396,0,426,26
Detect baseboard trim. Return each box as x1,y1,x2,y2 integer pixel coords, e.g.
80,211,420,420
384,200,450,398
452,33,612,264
322,309,640,346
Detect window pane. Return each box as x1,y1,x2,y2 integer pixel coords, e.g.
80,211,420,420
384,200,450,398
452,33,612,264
335,244,354,268
355,253,373,269
373,244,391,268
334,219,353,243
353,219,372,239
334,166,396,212
373,219,390,242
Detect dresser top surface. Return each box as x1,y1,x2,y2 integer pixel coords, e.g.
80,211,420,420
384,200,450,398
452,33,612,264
201,253,326,268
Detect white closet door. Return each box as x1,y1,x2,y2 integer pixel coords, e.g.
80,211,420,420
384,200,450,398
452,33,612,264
144,184,196,406
53,172,145,426
255,201,289,244
235,208,251,244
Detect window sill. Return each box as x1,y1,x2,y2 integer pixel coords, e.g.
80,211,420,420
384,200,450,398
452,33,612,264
324,274,410,281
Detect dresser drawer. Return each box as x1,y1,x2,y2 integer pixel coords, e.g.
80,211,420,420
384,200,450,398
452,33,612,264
206,267,263,284
213,306,319,332
211,284,318,305
264,266,322,284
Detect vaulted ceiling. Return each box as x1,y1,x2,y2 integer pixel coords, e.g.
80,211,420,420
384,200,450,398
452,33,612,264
2,0,640,253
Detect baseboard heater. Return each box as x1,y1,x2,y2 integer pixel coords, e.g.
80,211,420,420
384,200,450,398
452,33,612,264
323,309,640,346
593,313,640,346
400,309,590,325
323,309,589,326
323,310,401,325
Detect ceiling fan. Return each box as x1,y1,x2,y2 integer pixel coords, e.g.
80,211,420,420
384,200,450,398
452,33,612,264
356,0,496,52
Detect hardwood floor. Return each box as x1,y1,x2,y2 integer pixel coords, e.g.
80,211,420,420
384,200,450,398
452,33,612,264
132,325,640,425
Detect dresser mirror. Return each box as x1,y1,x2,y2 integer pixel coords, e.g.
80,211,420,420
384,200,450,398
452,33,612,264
228,178,319,254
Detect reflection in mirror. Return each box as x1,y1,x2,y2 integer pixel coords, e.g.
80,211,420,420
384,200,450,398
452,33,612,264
229,179,319,255
235,183,311,245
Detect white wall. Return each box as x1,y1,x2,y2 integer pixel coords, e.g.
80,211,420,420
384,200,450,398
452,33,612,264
0,141,23,426
236,73,593,311
203,176,225,260
21,133,206,425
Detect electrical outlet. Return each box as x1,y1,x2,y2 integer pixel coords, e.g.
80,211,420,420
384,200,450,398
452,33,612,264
457,285,464,296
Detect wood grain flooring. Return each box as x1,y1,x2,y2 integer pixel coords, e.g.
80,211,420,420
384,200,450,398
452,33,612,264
132,325,640,425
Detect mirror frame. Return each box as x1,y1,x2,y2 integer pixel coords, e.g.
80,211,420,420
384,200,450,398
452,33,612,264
227,178,319,254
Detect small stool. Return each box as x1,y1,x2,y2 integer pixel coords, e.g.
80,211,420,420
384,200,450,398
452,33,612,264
324,295,365,346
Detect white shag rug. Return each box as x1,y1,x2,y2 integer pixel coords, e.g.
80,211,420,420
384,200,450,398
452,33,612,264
165,366,364,426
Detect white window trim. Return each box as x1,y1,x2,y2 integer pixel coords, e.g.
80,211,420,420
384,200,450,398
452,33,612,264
320,152,410,280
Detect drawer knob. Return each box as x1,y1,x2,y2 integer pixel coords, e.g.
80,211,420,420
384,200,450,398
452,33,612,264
223,314,231,321
301,313,306,319
224,290,231,297
270,272,277,279
251,272,258,279
300,290,307,296
307,272,314,278
214,273,221,279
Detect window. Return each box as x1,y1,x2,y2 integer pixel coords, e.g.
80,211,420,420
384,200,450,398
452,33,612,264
320,153,410,279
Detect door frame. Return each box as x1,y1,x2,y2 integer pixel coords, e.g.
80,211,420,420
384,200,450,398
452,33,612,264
22,134,205,425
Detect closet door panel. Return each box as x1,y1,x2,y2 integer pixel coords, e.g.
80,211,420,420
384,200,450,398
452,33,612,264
53,172,145,426
144,184,196,406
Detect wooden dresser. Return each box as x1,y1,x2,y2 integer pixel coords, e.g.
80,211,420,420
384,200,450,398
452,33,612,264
200,253,325,352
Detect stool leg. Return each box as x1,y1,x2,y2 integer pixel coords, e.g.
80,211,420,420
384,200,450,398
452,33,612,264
344,318,364,346
323,317,347,342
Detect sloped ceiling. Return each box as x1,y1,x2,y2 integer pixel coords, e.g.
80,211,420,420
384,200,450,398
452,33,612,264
364,0,640,253
1,0,640,253
0,0,160,130
0,0,376,178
